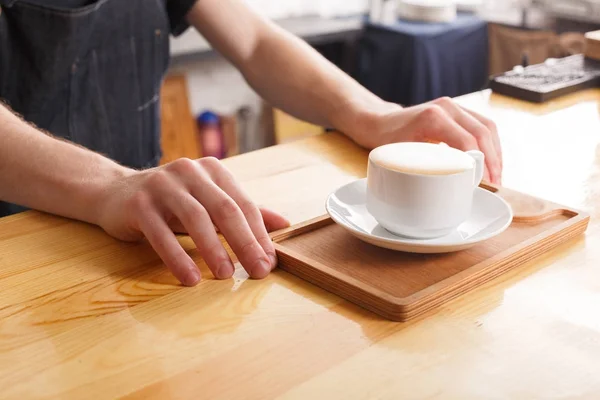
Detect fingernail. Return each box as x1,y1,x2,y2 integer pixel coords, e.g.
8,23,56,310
251,259,271,279
216,261,234,279
269,254,278,270
186,267,201,286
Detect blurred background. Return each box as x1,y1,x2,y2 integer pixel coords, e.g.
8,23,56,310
159,0,600,164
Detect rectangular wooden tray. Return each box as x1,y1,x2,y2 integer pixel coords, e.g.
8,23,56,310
271,184,590,321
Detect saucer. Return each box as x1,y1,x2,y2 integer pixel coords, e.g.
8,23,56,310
325,179,513,254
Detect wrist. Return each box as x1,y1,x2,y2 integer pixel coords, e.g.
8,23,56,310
83,158,135,227
332,99,402,149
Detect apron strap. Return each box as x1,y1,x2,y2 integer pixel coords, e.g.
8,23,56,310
0,0,18,7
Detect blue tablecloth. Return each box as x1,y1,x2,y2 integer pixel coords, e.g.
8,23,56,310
355,13,489,106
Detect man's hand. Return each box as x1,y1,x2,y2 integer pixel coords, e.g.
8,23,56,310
1,104,289,287
97,157,290,286
347,97,503,184
187,0,503,184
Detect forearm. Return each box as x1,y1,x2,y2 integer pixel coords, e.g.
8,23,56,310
187,0,400,145
243,27,397,133
0,104,130,224
185,0,503,182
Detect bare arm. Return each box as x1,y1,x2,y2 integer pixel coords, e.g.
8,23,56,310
185,0,389,135
0,103,126,224
187,0,503,184
0,103,288,285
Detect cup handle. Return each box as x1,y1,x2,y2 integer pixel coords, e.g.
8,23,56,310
467,150,485,187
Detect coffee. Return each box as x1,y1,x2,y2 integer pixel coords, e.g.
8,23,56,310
366,142,485,239
369,142,475,176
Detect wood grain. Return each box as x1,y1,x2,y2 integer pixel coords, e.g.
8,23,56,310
3,89,600,399
159,75,202,164
273,184,589,321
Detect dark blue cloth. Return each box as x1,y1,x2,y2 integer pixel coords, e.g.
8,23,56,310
356,13,489,106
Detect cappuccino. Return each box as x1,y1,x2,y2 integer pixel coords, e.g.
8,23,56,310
366,142,485,239
369,142,475,176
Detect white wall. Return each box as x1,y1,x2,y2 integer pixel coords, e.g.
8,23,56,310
167,0,368,153
168,56,267,153
168,0,371,117
244,0,368,19
169,57,258,117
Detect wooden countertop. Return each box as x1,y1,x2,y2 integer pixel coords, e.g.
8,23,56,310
2,89,600,399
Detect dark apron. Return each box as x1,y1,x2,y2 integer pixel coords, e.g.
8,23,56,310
0,0,170,217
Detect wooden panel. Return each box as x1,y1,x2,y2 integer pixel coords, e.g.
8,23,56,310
272,185,590,321
273,108,324,144
159,75,202,164
585,30,600,61
4,89,600,398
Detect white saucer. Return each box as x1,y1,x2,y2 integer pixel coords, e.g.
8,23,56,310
325,179,513,254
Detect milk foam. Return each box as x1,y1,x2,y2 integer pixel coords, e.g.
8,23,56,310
369,142,474,175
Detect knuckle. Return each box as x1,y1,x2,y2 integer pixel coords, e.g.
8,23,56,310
127,191,151,213
239,239,261,259
215,197,241,221
202,239,226,259
167,157,197,175
212,169,235,188
420,105,445,123
470,127,487,139
257,235,275,254
198,156,221,171
472,121,493,140
181,203,209,227
484,119,498,133
238,200,260,219
461,135,478,150
146,170,171,189
434,96,453,107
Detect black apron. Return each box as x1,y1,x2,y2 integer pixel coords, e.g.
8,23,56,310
0,0,171,217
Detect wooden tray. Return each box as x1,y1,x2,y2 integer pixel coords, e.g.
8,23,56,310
271,184,590,321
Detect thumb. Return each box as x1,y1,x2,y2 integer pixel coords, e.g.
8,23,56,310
259,207,290,232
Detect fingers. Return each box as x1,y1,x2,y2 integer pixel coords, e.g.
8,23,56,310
133,157,290,284
260,208,290,232
136,195,202,287
203,186,272,279
430,98,502,184
435,117,491,182
463,107,504,173
163,191,235,280
459,107,503,183
143,157,288,282
178,163,271,280
199,158,278,271
416,104,479,152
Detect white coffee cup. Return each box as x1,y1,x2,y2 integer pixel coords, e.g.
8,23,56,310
366,142,484,239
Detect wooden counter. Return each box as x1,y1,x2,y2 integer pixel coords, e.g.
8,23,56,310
2,89,600,399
